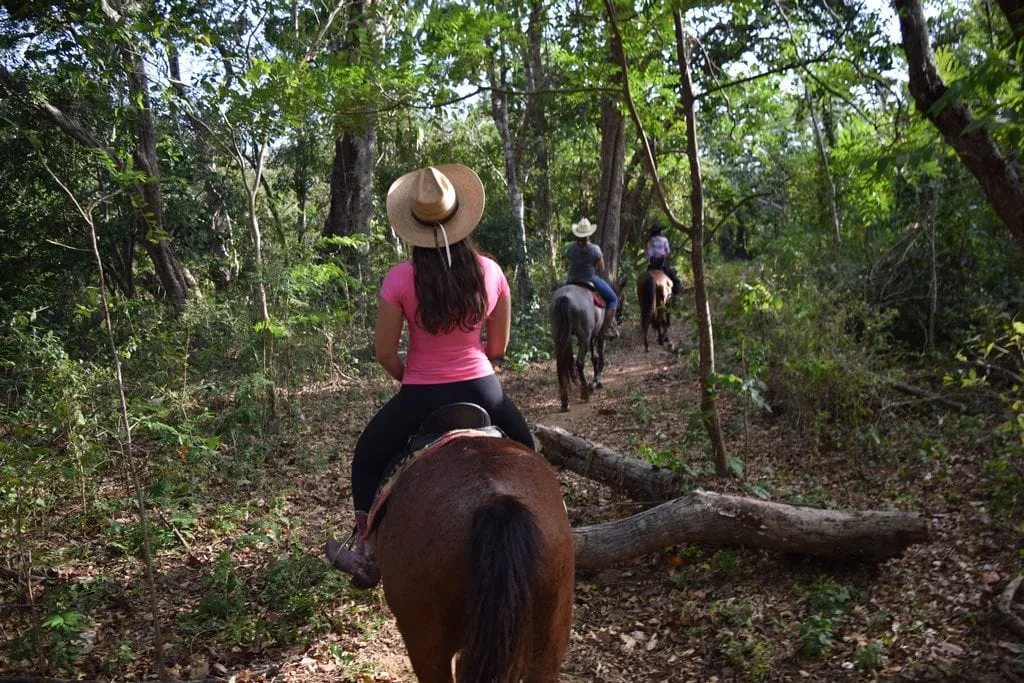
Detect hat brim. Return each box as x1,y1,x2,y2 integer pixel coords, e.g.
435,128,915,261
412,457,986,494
572,224,597,238
387,164,485,248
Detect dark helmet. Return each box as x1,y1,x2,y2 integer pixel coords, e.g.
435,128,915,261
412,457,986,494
648,222,665,239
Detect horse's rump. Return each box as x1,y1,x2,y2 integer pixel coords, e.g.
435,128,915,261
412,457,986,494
637,270,672,350
550,284,608,411
375,437,574,682
638,269,671,317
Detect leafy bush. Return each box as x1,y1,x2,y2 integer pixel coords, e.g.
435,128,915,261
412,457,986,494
718,268,894,436
798,614,835,659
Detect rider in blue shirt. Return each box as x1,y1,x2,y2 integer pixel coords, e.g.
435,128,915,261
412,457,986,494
565,218,618,311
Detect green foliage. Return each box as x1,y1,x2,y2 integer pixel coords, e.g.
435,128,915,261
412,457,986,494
504,310,553,371
40,610,88,672
796,575,852,615
945,316,1024,513
798,614,836,659
854,640,888,673
720,634,773,681
718,267,895,439
794,575,853,659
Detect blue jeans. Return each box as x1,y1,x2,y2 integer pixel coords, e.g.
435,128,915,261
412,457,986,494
590,277,618,310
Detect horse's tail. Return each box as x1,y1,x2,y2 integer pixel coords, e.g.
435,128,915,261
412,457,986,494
553,295,578,387
458,495,539,683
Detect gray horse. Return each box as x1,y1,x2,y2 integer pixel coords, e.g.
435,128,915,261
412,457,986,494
549,284,616,412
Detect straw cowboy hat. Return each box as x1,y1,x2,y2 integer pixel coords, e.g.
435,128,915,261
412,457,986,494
571,218,597,238
386,164,485,248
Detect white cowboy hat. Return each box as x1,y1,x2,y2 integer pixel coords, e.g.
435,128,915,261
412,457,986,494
386,164,485,249
571,218,597,238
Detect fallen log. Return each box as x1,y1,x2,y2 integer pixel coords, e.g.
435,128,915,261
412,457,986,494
867,373,967,412
997,575,1024,639
535,424,685,501
533,425,929,567
571,489,930,569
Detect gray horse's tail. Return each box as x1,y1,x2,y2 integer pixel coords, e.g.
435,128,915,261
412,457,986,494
552,295,578,388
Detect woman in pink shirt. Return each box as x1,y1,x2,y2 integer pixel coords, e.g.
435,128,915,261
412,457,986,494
328,164,534,588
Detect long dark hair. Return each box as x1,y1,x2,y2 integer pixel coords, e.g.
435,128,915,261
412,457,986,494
412,239,487,334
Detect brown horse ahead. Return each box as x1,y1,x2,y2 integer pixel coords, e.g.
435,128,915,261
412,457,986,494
637,269,673,351
373,437,575,682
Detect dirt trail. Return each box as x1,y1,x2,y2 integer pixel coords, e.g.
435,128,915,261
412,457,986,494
506,326,692,439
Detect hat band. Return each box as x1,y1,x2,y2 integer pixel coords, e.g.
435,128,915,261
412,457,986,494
413,199,459,226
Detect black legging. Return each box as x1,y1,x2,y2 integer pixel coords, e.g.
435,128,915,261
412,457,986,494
351,374,534,511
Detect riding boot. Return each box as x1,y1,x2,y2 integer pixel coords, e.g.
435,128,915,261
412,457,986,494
601,312,620,339
325,511,380,589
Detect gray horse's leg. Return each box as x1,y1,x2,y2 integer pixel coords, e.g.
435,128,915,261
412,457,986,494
592,335,605,388
575,334,590,401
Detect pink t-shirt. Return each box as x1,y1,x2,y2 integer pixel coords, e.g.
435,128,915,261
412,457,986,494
379,255,510,385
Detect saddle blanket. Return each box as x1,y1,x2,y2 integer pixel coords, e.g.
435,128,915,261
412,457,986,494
570,282,605,308
364,428,502,539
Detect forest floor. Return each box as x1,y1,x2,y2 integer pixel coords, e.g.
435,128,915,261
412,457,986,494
2,324,1023,682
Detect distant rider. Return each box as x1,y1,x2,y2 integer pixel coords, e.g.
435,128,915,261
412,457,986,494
565,217,619,314
645,223,683,297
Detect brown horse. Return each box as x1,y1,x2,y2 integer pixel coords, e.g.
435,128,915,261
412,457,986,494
637,269,673,351
373,436,575,682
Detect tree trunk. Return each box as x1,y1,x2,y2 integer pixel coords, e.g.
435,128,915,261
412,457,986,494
620,147,651,258
596,95,626,280
571,490,929,570
126,46,190,302
804,84,841,250
601,1,730,477
895,0,1024,253
294,131,313,245
996,0,1024,44
535,425,688,501
674,13,729,477
323,0,375,247
246,188,270,325
534,425,928,567
324,126,375,241
524,0,552,261
167,42,235,290
2,62,189,301
489,57,532,302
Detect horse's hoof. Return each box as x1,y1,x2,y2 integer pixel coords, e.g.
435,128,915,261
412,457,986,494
595,380,603,389
560,405,570,413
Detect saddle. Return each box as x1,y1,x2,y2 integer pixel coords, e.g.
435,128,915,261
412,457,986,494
364,403,504,539
569,281,606,309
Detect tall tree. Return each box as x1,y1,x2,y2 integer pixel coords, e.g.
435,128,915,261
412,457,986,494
895,0,1024,253
323,1,376,245
523,0,552,268
672,9,729,477
488,41,533,302
596,93,626,280
0,5,192,303
603,0,731,477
